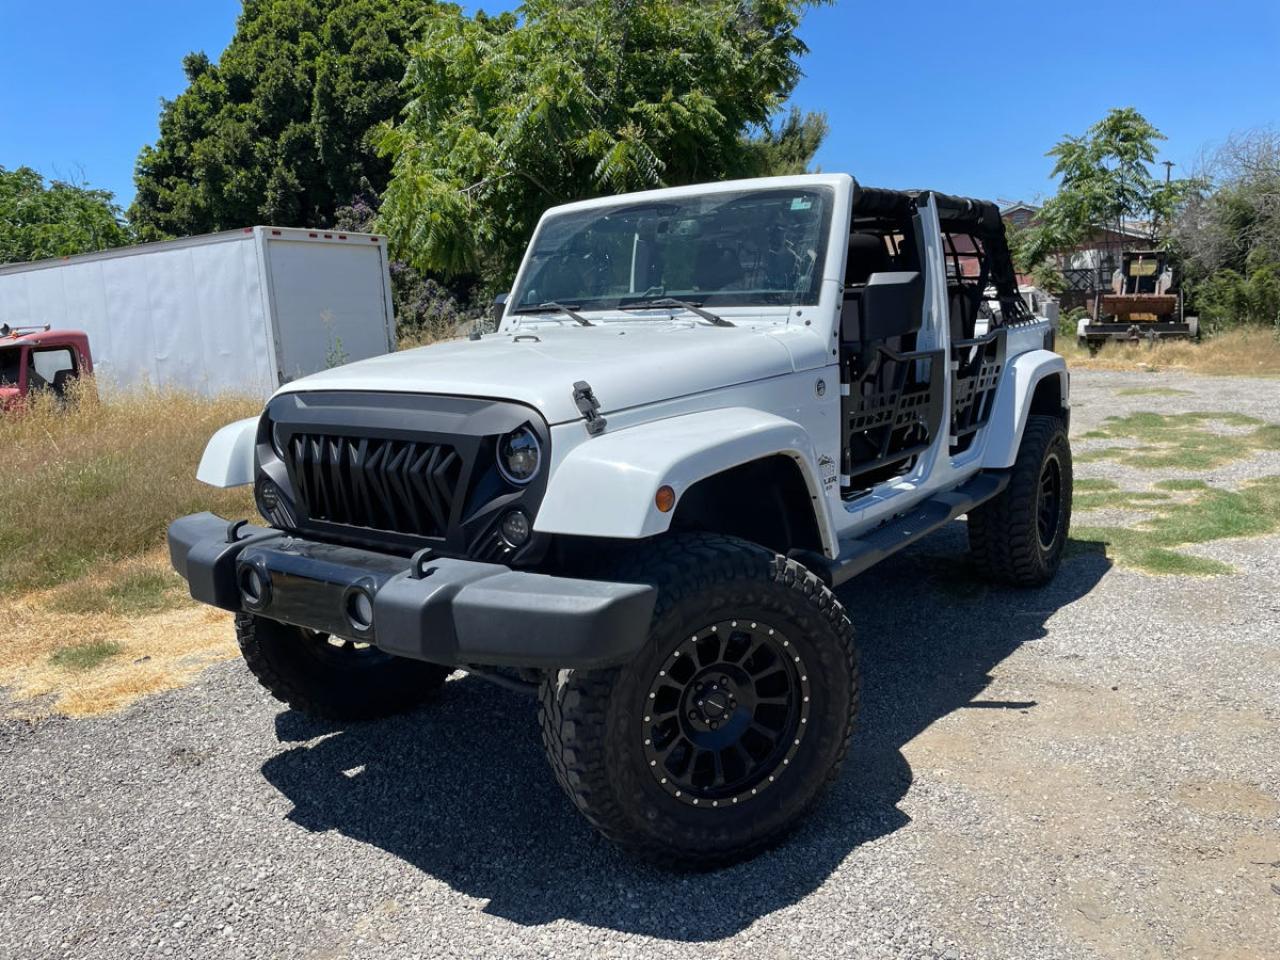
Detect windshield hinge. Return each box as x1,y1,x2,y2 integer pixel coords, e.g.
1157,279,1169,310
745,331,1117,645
572,380,607,436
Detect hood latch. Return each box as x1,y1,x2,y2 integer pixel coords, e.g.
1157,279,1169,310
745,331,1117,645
572,380,607,436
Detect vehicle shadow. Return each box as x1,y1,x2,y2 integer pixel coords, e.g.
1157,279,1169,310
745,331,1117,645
260,522,1110,941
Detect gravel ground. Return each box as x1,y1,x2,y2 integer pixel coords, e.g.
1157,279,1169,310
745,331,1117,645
3,370,1279,960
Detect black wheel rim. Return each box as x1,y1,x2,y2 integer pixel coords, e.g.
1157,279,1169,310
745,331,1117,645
1037,453,1063,550
641,619,810,808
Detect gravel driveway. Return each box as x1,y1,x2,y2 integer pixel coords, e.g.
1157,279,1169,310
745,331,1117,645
3,370,1278,960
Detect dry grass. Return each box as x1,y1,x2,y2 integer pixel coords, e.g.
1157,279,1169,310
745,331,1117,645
397,326,457,351
0,384,256,716
1058,327,1280,375
0,382,257,595
0,564,237,717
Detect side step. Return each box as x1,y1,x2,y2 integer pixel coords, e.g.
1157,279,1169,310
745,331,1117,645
793,471,1010,588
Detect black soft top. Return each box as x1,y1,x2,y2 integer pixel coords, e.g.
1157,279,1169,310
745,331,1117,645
849,183,1002,233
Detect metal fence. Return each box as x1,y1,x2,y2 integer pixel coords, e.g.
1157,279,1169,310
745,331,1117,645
1061,267,1110,293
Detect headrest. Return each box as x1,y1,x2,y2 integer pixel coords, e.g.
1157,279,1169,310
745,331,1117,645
845,233,888,285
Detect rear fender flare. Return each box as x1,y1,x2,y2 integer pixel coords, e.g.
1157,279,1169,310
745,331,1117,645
537,407,838,554
981,350,1069,468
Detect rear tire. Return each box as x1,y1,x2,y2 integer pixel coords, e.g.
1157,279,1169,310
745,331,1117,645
538,533,859,868
968,414,1072,587
236,614,450,721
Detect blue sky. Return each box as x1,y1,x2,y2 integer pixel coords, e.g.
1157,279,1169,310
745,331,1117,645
1,0,1276,211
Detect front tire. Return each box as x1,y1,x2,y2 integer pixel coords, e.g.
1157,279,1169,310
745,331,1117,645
236,614,450,721
538,534,859,868
968,414,1073,586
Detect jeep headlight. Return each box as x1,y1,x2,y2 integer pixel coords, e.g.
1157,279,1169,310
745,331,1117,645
497,425,541,485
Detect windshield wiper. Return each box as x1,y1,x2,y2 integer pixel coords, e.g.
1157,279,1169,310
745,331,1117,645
514,301,593,326
617,297,734,327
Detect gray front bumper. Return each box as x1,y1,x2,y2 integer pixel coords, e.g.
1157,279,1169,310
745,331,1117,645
167,513,656,669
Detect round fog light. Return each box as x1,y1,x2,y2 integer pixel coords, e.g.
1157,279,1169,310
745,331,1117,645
346,590,374,631
500,510,531,548
260,480,279,511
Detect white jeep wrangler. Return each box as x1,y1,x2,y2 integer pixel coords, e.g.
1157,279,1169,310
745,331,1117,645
170,174,1072,867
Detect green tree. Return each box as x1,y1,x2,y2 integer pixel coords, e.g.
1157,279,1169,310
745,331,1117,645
0,166,132,264
1007,222,1065,294
130,0,436,239
1173,130,1280,329
741,106,830,178
1194,252,1280,331
1176,129,1280,275
376,0,830,283
1022,108,1198,268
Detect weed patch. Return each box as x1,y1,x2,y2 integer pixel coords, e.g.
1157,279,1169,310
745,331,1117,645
1073,476,1280,575
1075,411,1280,470
49,563,186,617
1074,488,1171,511
1116,387,1192,397
1153,478,1210,491
49,640,124,672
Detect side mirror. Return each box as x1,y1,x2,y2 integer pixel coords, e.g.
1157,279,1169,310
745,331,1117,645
841,271,923,343
491,292,509,326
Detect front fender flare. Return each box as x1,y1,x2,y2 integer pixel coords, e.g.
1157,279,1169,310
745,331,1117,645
537,407,838,554
981,349,1068,469
196,417,258,487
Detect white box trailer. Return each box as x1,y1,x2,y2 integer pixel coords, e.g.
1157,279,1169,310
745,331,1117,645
0,226,397,398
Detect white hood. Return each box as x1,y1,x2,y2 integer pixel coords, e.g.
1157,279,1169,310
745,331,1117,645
278,322,799,424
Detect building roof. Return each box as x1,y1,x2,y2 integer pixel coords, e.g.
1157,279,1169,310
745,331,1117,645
999,201,1040,216
998,200,1152,240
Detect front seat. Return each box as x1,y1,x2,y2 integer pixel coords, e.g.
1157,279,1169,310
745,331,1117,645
842,233,890,343
845,233,889,286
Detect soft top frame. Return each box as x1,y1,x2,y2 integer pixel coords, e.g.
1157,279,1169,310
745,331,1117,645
849,181,1029,324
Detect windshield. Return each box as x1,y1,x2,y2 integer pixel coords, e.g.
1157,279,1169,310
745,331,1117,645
0,347,22,388
511,187,833,313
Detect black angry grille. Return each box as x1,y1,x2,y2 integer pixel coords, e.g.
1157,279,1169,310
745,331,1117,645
285,433,464,539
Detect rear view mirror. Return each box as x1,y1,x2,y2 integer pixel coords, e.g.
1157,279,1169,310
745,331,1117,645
841,271,923,343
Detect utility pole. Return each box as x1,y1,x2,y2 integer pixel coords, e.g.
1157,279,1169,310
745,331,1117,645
1158,161,1176,241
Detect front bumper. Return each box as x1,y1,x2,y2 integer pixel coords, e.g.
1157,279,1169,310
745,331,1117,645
168,512,656,670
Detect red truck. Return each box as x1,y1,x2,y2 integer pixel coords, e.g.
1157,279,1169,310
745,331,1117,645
0,324,93,410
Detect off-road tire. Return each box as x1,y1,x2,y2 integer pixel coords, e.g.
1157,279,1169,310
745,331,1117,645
235,613,450,721
538,533,859,869
968,414,1073,587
